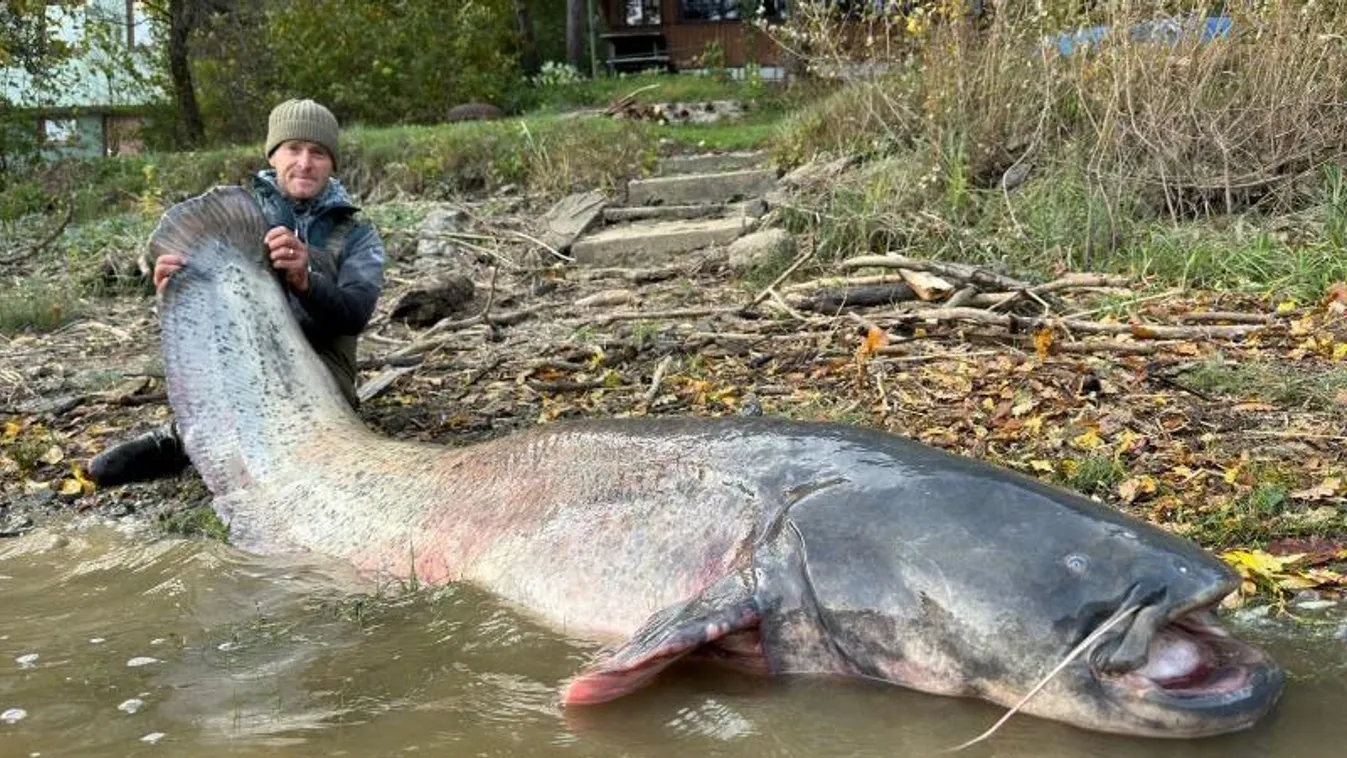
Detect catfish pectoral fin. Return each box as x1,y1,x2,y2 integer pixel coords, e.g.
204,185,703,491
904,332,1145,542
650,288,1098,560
562,574,761,706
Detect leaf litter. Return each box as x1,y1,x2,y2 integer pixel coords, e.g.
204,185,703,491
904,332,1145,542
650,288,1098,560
0,197,1344,612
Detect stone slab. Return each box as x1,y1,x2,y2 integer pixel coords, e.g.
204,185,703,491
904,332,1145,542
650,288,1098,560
571,217,749,266
658,151,770,176
603,203,725,223
627,168,777,207
539,190,607,253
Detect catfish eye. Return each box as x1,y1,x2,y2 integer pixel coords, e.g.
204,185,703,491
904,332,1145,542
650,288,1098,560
1064,553,1090,575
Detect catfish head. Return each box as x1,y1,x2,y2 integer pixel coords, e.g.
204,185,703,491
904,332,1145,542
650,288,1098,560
562,426,1283,740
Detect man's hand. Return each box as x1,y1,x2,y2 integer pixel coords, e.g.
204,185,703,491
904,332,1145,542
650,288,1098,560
264,226,310,293
153,254,186,293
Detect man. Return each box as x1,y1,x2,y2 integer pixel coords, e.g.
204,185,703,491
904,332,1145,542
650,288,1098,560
88,98,386,487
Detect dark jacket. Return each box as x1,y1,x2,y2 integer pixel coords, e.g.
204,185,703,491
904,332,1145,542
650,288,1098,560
251,170,385,407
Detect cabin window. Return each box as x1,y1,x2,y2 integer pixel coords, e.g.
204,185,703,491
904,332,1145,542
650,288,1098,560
41,118,79,147
679,1,785,22
625,0,662,25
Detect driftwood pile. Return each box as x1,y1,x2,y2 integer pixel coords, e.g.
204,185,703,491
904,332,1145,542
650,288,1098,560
355,235,1288,408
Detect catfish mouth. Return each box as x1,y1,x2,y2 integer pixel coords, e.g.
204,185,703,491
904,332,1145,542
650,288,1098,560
1091,598,1283,729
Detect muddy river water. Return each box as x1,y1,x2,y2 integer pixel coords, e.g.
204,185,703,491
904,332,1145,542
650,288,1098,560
1,519,1342,758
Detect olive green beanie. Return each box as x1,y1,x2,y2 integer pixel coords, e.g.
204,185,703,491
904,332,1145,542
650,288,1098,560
265,99,339,168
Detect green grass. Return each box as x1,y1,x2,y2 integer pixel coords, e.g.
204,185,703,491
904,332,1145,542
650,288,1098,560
157,500,229,542
1182,360,1347,411
1064,455,1125,497
520,69,796,114
0,278,83,334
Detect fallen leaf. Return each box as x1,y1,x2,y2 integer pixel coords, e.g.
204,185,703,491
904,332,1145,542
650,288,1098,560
1291,477,1341,501
1118,475,1158,504
1070,428,1104,451
1033,328,1054,359
38,445,64,465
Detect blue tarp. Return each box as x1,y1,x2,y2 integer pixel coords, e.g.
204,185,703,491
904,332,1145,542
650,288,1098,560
1050,15,1234,57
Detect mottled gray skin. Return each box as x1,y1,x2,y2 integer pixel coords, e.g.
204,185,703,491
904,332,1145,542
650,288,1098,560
154,188,1283,738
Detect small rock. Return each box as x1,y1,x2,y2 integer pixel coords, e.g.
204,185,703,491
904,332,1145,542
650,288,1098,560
1,707,26,724
575,289,638,308
422,206,468,233
126,656,159,668
741,198,768,219
1233,605,1274,623
446,102,504,123
727,229,796,274
389,274,477,328
118,698,145,714
15,653,39,668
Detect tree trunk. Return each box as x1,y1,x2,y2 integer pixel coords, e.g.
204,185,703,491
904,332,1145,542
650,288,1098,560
168,0,206,148
565,0,586,72
515,0,540,78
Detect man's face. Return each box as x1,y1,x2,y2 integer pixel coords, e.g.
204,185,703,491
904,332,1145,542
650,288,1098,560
268,140,334,201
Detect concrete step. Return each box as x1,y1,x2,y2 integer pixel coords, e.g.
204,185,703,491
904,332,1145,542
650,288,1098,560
658,150,770,176
571,216,750,266
627,168,778,207
604,202,728,223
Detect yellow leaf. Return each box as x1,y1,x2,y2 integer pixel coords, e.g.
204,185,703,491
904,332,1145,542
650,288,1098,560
1118,475,1157,504
1276,299,1297,314
58,479,83,496
1223,465,1241,485
2,421,19,443
1275,574,1323,591
1292,477,1341,501
1221,549,1302,582
1334,343,1347,362
1071,428,1104,451
39,445,64,465
70,464,95,495
1029,459,1055,473
1032,328,1054,359
856,326,889,361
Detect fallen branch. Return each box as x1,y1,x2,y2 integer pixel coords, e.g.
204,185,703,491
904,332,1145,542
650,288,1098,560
572,265,685,284
840,254,1035,292
781,273,910,294
1178,311,1276,325
894,307,1276,341
644,355,674,404
0,199,74,267
591,306,738,326
748,247,814,308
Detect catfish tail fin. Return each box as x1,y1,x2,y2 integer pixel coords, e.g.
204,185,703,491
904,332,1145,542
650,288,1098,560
150,185,268,276
156,186,360,500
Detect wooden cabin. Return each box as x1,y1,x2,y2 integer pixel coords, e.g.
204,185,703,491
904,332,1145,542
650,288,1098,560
597,1,788,77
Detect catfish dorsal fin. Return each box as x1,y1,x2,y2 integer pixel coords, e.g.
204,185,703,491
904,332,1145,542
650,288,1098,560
149,185,268,272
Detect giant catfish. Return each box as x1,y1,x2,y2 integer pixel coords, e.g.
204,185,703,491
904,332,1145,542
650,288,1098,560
152,187,1283,739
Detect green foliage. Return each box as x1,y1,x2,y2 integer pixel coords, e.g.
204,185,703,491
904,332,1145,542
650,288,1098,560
0,277,82,335
1183,360,1347,411
531,61,584,88
158,499,229,542
190,0,522,146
